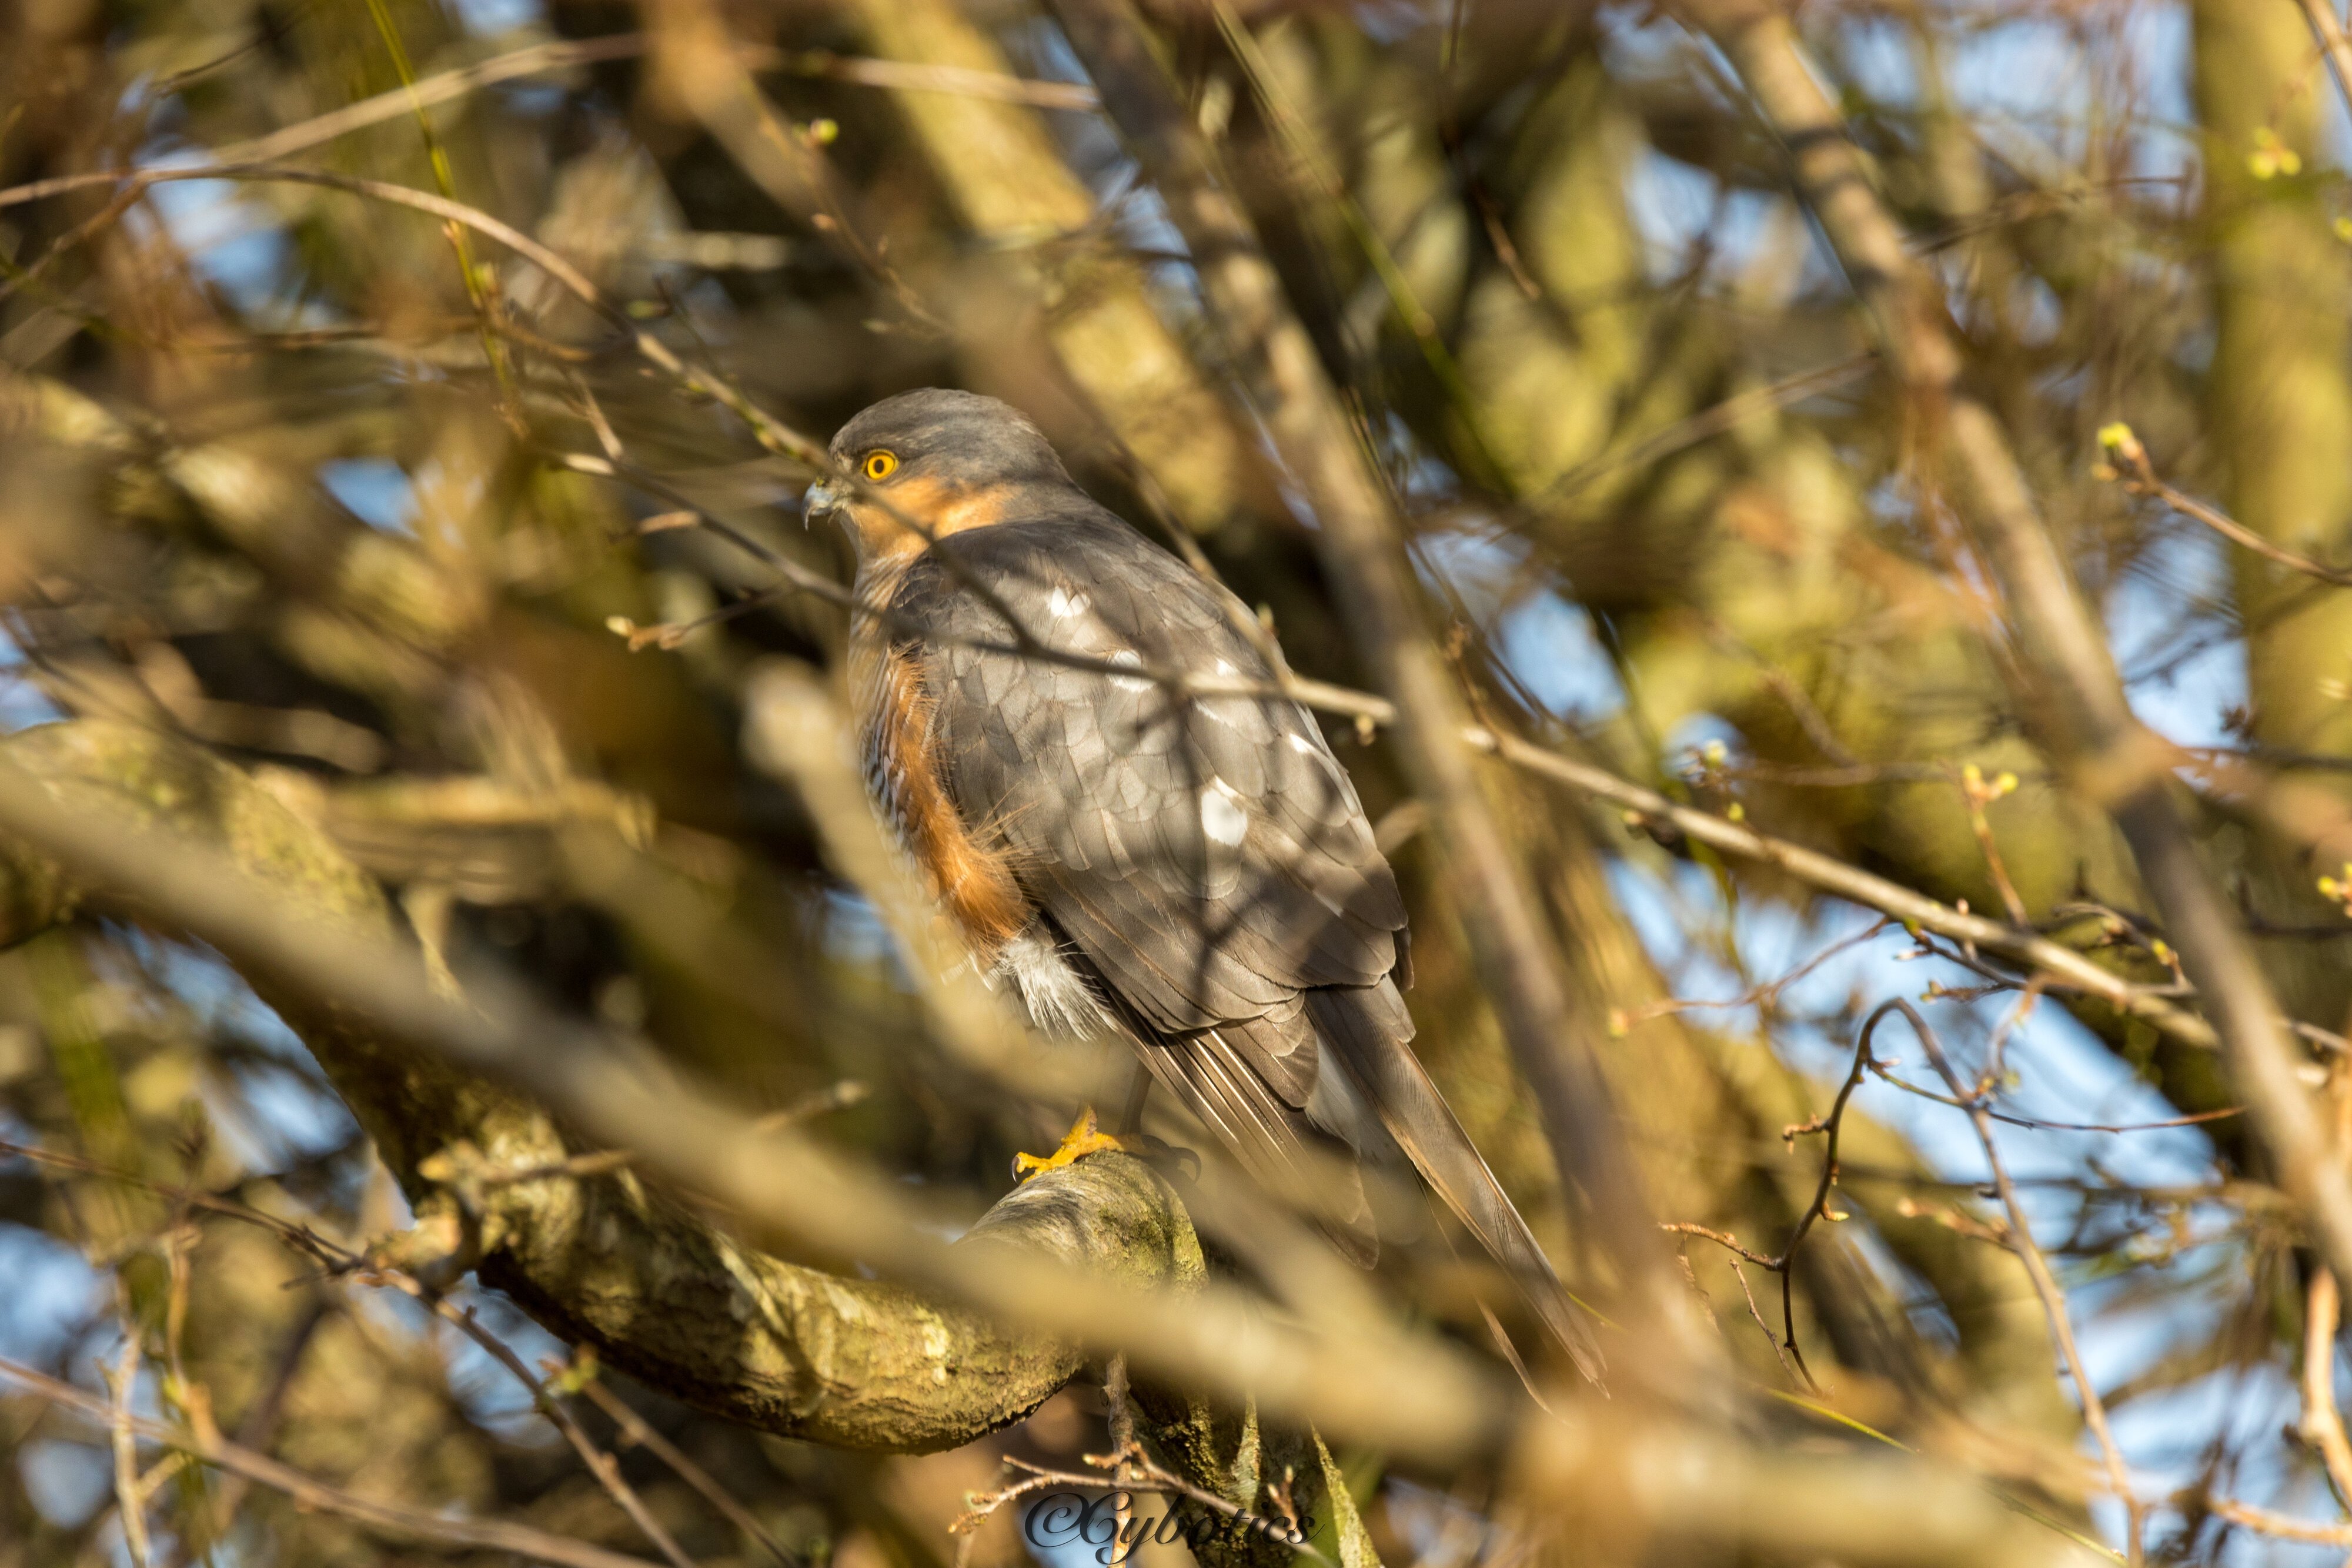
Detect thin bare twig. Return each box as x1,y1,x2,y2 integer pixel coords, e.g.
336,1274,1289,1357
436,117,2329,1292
2209,1495,2352,1547
0,162,828,471
390,1285,699,1568
2298,0,2352,132
1954,764,2031,928
1206,0,1493,471
2,1136,698,1568
2099,425,2352,590
487,1081,872,1185
1516,354,1876,516
1885,998,2142,1560
201,35,1091,169
1865,1074,2245,1136
1723,1255,1800,1386
1481,731,2220,1049
954,1367,1327,1564
1661,1011,1890,1390
1616,918,1889,1034
0,1355,663,1568
646,5,951,337
0,183,145,308
2304,1268,2352,1510
576,1375,801,1568
1105,1356,1138,1557
103,1319,154,1568
182,1295,328,1560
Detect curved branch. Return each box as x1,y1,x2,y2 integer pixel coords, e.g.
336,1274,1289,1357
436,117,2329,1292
0,718,1201,1453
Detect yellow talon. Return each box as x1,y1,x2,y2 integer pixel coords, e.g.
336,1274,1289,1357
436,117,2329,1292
1011,1109,1141,1182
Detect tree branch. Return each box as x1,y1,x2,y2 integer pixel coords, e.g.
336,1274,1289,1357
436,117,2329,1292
0,367,2219,1058
0,719,1204,1454
0,719,2094,1565
1677,0,2352,1301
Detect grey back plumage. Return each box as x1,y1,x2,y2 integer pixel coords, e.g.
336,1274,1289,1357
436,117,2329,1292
896,516,1400,1034
866,437,1604,1384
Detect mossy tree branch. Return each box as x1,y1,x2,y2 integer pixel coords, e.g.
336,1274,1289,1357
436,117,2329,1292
0,718,1202,1455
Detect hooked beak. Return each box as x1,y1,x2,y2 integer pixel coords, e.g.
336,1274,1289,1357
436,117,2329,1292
803,479,842,526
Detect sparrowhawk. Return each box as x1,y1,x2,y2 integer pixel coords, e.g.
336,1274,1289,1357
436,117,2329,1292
807,387,1602,1385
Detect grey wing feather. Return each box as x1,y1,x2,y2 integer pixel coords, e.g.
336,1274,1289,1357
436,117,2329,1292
897,516,1601,1380
905,518,1406,1041
1120,1005,1378,1267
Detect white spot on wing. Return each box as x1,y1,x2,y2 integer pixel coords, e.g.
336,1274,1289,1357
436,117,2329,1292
1047,585,1091,620
1201,778,1248,846
1107,648,1152,693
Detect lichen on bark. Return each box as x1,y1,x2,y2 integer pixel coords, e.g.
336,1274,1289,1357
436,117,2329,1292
0,718,1205,1454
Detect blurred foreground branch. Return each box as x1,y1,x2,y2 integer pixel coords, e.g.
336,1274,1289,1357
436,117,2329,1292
0,362,2216,1059
0,719,2092,1565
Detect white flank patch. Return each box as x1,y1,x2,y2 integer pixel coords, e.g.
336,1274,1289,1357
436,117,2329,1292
993,926,1112,1039
1047,584,1091,620
1201,778,1249,846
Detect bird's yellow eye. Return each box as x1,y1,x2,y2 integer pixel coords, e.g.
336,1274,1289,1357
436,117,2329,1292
861,450,898,482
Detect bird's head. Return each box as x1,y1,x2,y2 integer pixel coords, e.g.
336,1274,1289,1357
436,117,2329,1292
806,389,1082,569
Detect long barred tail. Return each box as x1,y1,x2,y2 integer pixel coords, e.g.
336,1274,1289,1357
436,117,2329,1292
1307,981,1608,1389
